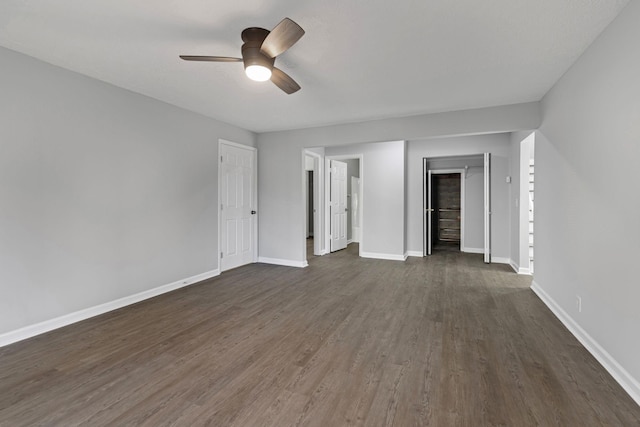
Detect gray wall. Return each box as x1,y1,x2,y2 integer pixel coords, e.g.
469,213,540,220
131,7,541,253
258,103,540,264
537,1,640,392
0,47,255,335
406,134,512,259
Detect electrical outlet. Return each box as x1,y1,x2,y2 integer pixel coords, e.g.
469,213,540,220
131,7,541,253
576,295,582,313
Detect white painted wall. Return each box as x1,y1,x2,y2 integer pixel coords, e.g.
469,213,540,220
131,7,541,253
0,47,255,337
257,103,540,265
326,142,405,258
537,0,640,401
406,134,512,259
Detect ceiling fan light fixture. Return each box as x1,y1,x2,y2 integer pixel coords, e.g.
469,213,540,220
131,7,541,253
245,64,272,81
180,18,304,93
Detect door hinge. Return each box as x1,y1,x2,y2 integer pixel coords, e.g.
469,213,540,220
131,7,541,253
221,155,223,162
221,252,223,259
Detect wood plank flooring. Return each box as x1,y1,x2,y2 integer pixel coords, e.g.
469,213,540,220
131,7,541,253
1,244,639,426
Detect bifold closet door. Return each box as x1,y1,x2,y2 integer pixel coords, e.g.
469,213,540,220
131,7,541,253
483,152,491,263
423,159,434,256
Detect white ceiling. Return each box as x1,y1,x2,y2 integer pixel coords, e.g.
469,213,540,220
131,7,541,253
0,0,629,133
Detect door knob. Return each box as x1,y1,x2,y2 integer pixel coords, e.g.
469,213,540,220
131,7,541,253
251,210,257,215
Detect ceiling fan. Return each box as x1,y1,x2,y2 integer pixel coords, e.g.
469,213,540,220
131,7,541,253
180,18,305,94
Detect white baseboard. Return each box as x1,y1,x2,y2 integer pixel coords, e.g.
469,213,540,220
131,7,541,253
531,281,640,406
509,260,519,273
491,256,510,265
512,261,531,275
360,251,407,261
0,269,220,348
462,247,483,254
406,251,424,257
258,257,308,268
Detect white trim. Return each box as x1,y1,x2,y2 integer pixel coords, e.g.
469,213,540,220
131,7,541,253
490,256,510,265
509,260,519,273
360,251,407,261
406,250,424,257
462,247,484,254
219,139,258,272
509,260,532,275
531,281,640,406
0,269,220,348
258,257,308,268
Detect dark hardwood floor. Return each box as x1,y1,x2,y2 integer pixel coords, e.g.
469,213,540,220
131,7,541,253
1,244,639,426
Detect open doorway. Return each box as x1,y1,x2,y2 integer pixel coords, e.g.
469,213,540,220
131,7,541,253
519,132,535,274
303,151,323,261
429,171,463,252
325,155,362,255
423,154,491,262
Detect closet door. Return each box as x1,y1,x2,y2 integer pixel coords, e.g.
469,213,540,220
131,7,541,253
483,152,491,263
424,161,434,256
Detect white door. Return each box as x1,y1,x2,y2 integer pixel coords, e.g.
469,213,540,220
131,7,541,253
351,176,361,243
426,169,434,255
483,152,491,263
220,142,256,271
330,160,348,252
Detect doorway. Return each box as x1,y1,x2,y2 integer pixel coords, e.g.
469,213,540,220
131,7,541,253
304,151,323,260
423,154,490,262
519,132,535,274
325,155,362,256
429,172,463,252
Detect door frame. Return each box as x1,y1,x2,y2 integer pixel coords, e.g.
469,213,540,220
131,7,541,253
324,154,364,257
303,150,324,258
423,154,490,260
218,139,258,272
426,169,465,255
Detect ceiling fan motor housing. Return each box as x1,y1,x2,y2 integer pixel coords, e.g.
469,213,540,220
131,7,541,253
241,27,275,71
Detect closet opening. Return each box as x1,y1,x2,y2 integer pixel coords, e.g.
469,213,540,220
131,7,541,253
431,173,462,252
423,154,491,262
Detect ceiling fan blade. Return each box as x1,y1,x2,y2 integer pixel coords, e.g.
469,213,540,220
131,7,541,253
179,55,242,62
271,67,301,94
261,18,305,58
